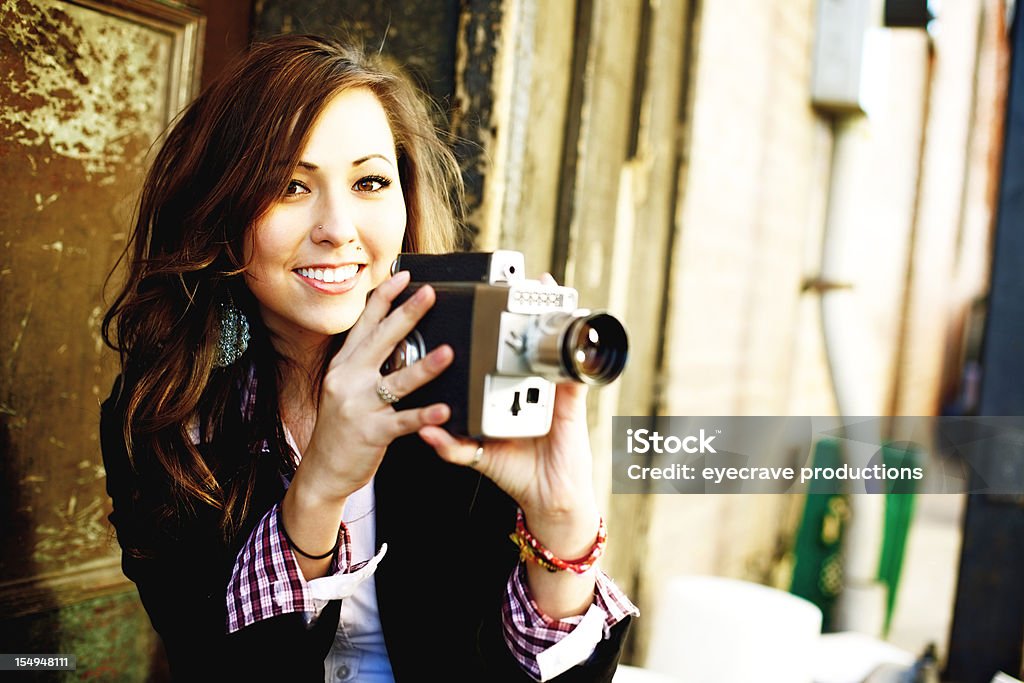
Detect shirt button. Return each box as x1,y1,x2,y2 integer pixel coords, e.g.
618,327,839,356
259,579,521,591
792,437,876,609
335,665,350,680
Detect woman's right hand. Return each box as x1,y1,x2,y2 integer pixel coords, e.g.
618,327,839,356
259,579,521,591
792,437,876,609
297,269,454,505
281,270,452,579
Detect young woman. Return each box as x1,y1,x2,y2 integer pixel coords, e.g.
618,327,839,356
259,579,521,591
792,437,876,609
101,34,635,682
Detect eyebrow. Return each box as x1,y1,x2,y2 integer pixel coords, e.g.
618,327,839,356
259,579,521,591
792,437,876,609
295,154,395,172
353,153,394,167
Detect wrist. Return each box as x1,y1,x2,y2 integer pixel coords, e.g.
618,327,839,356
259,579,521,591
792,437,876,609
280,476,348,579
287,467,349,515
519,503,601,561
292,446,359,506
514,508,607,577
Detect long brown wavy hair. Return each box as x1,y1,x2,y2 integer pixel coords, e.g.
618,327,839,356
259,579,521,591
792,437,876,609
103,35,464,541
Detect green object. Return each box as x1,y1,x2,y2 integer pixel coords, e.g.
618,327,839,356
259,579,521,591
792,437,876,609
876,442,922,636
790,438,847,632
790,439,922,634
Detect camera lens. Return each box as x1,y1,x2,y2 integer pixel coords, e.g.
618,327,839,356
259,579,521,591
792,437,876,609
562,313,628,384
381,330,426,375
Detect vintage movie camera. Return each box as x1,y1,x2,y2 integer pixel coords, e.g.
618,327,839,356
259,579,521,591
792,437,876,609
384,251,629,438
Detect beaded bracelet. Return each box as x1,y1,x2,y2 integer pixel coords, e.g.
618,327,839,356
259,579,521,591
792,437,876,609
509,508,607,574
278,507,340,560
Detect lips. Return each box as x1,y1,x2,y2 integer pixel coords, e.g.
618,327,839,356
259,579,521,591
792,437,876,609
295,264,361,283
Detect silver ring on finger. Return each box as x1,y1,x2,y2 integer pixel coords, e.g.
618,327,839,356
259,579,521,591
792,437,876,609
471,442,484,467
376,379,401,405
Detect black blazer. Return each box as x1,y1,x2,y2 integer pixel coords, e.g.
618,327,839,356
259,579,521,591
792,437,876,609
101,378,630,682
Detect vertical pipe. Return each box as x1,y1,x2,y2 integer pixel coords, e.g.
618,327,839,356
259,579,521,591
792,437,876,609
818,114,889,635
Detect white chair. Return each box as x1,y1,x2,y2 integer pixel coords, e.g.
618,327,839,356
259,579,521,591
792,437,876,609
644,575,823,683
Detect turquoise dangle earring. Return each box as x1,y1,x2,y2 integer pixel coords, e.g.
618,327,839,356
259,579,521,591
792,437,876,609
213,294,250,368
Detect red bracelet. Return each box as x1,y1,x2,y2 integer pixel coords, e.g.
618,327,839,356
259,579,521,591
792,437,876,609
509,508,607,574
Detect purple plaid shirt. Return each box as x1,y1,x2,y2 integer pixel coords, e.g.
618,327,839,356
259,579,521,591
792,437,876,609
226,503,637,681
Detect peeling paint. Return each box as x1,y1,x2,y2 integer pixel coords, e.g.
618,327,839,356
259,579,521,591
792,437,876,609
75,459,105,485
86,304,103,354
0,0,171,179
8,298,34,363
32,496,106,564
33,192,58,210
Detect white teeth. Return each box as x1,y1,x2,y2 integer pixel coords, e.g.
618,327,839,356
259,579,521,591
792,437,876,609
297,265,359,282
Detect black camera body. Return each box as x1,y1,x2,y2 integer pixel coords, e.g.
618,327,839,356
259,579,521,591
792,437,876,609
385,251,628,438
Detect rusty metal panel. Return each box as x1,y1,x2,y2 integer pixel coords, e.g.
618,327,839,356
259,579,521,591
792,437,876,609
0,0,202,616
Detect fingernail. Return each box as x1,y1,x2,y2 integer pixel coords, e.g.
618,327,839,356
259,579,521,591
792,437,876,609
392,270,411,287
431,345,452,368
414,285,432,303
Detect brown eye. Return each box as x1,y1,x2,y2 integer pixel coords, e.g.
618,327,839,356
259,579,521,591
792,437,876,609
354,175,391,193
284,180,310,196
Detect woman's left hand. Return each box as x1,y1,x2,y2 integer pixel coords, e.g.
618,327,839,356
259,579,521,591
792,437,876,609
419,381,598,527
418,379,602,619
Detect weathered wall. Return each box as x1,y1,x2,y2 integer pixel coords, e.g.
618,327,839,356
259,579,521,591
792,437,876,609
637,0,825,660
893,0,997,416
0,591,163,681
0,1,202,678
641,0,1003,667
1,0,170,584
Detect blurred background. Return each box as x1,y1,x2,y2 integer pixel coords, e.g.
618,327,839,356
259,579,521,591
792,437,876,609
1,0,1021,681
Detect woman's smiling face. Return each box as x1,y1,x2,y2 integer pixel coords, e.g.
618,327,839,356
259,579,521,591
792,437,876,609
244,87,407,352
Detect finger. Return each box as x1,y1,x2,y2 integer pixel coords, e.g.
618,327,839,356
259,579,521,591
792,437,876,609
380,344,453,398
418,426,485,469
386,403,451,439
553,381,589,419
556,381,586,401
363,269,412,322
344,270,411,348
353,284,437,367
539,272,558,286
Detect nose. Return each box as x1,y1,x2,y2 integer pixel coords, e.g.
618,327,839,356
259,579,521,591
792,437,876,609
312,194,358,246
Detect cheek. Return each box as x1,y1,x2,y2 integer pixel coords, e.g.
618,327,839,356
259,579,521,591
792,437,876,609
241,230,286,304
244,215,289,274
364,204,408,279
